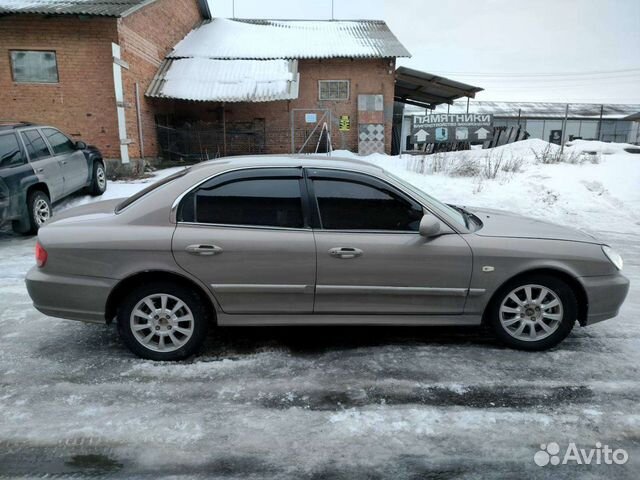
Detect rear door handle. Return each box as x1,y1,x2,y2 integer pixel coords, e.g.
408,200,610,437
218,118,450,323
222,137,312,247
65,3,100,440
185,244,223,256
60,160,67,165
329,247,363,259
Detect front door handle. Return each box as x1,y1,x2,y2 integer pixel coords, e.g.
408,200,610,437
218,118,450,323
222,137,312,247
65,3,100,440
185,244,223,256
36,167,44,173
60,160,68,165
329,247,363,259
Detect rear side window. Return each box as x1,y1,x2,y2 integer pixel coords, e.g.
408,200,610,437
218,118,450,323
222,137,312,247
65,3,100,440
20,130,50,161
116,168,190,213
42,128,76,155
0,133,25,169
190,178,304,228
313,179,423,231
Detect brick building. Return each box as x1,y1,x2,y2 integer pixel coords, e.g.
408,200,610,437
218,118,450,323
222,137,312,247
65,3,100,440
147,18,410,157
1,3,411,163
0,0,209,166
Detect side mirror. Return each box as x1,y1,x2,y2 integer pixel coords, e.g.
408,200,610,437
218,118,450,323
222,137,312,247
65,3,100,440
419,215,441,238
76,141,87,150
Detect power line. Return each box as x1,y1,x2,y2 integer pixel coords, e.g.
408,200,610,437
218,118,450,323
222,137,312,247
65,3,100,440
427,68,640,78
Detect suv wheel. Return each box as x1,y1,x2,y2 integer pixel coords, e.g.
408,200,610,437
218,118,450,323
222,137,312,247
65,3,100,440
89,161,107,196
13,190,52,235
117,282,209,361
488,274,577,351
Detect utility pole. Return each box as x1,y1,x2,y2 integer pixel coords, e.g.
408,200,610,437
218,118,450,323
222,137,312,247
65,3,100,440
331,0,334,20
232,0,235,18
560,103,569,154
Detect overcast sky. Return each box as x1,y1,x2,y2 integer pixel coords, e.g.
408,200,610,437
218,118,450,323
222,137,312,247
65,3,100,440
208,0,640,104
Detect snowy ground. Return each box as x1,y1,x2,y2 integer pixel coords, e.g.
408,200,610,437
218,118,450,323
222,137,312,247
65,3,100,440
1,141,639,478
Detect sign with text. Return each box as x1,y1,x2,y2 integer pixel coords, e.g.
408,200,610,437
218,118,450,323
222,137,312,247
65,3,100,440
412,114,494,143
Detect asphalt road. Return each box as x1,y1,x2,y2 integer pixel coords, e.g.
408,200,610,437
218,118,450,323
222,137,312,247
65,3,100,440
0,223,638,479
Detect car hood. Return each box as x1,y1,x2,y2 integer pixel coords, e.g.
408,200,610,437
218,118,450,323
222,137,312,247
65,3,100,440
48,198,124,225
466,207,602,244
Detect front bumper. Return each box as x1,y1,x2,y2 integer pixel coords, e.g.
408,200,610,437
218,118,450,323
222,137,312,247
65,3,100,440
580,272,630,325
25,266,116,324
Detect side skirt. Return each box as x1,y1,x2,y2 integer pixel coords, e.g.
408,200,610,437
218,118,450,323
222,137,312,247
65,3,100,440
216,313,481,326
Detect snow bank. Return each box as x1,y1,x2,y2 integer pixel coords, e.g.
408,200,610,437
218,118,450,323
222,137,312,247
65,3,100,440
334,140,640,235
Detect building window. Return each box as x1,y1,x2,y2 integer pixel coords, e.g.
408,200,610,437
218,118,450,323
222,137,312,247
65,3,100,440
10,51,59,83
319,80,349,101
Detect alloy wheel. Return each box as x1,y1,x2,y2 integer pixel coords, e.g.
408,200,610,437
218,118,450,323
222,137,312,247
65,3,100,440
130,293,195,352
499,284,564,342
33,198,50,226
96,166,106,190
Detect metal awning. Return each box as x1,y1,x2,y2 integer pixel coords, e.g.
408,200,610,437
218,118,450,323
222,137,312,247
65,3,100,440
394,67,483,109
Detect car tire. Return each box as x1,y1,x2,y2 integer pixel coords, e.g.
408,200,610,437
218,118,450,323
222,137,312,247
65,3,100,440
13,190,52,235
487,274,577,351
117,282,209,361
88,161,107,196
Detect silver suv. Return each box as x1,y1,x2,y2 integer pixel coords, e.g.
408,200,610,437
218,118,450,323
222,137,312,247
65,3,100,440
0,122,106,234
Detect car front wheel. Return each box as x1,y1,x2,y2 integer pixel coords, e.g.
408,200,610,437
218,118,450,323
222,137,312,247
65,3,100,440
488,274,577,350
117,282,209,360
88,161,107,196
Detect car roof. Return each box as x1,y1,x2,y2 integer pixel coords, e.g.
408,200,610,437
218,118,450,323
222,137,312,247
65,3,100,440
187,154,386,176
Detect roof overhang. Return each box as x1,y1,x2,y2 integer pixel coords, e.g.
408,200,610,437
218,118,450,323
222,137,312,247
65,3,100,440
394,66,483,109
147,58,300,102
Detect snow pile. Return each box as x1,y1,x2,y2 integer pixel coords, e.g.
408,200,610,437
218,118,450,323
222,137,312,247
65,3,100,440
334,139,640,235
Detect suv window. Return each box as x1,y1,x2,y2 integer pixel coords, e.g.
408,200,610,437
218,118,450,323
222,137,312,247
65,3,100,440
186,177,304,228
0,133,25,169
42,128,76,155
312,178,423,231
20,129,51,161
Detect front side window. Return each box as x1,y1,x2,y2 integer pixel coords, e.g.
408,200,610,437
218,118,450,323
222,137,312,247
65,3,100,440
0,134,25,169
313,179,423,231
20,130,51,161
318,80,349,101
11,51,59,83
42,128,76,155
187,178,304,229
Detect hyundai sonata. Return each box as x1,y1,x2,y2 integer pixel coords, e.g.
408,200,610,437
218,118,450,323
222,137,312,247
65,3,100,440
26,156,629,360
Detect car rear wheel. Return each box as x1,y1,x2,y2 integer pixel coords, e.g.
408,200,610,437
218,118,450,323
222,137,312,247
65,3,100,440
117,282,209,361
13,190,52,235
88,161,107,196
488,274,577,350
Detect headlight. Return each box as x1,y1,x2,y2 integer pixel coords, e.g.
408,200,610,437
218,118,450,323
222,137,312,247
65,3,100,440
602,245,623,270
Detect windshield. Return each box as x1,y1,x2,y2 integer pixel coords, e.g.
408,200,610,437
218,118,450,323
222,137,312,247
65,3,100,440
385,171,468,230
115,168,190,213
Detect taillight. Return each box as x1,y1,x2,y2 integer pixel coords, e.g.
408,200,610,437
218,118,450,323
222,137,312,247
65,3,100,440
35,241,48,268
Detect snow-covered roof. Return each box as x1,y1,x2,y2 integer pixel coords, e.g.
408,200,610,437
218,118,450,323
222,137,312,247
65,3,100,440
0,0,159,17
148,17,409,103
169,18,411,60
147,58,299,102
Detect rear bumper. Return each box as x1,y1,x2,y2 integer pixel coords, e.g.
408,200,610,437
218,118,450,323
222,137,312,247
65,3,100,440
580,272,630,325
25,266,116,324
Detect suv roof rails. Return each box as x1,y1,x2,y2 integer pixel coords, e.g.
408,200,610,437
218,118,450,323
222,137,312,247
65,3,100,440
0,121,36,129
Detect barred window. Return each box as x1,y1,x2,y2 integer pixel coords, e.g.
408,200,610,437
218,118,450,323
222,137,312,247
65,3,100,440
11,51,59,83
318,80,349,101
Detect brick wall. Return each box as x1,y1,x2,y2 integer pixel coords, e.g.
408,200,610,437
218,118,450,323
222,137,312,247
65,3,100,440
0,15,120,157
157,57,397,155
118,0,202,160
